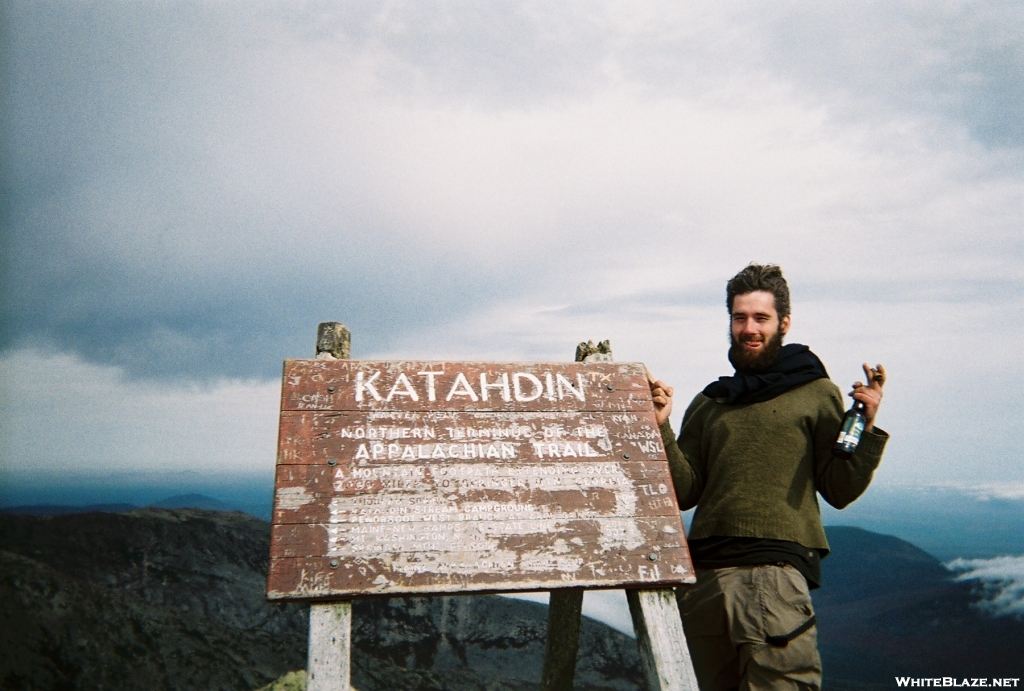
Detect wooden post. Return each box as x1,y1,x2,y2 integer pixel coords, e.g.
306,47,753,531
541,588,584,690
627,589,699,691
308,322,353,691
308,602,352,691
316,322,351,360
540,340,613,691
542,339,698,691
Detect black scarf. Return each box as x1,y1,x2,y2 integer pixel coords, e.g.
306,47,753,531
702,343,828,405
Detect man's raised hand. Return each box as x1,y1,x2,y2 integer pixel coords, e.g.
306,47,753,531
647,369,674,426
850,363,886,431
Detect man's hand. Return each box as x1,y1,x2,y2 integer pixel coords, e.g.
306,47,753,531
850,363,886,431
647,369,674,426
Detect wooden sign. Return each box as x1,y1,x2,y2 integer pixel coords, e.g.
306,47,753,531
266,361,693,600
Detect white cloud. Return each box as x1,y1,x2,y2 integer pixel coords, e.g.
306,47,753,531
905,481,1024,498
0,349,280,479
947,556,1024,619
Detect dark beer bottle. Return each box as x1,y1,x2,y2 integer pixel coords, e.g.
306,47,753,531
833,400,867,459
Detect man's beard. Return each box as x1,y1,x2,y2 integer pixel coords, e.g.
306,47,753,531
729,329,785,373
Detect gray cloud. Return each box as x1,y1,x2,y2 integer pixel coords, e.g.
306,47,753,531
598,3,1024,150
275,1,612,107
754,2,1024,149
3,0,1023,383
1,2,535,376
284,2,1024,150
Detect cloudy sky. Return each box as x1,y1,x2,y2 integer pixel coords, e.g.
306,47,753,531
2,1,1023,499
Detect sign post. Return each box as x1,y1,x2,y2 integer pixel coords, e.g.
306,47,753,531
269,324,697,690
541,339,610,691
306,322,353,691
542,340,699,691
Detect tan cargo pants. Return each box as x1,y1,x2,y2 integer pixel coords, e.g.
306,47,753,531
675,564,822,691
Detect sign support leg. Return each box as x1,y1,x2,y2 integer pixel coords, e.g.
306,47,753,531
308,602,352,691
307,322,353,691
627,589,699,691
280,329,697,691
540,342,611,690
541,588,584,691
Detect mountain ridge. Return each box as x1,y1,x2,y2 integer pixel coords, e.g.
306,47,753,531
815,526,1023,686
0,508,644,691
1,509,1020,690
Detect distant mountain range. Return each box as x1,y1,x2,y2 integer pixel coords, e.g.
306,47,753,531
0,493,231,515
819,484,1024,561
0,508,1020,690
816,527,1023,689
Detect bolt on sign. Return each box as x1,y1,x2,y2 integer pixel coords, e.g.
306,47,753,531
266,360,694,600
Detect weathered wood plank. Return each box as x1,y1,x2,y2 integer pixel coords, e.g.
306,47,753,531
305,324,353,691
275,410,664,465
627,589,699,691
267,546,693,599
270,460,680,525
273,457,674,496
307,601,352,691
280,361,653,412
270,516,686,558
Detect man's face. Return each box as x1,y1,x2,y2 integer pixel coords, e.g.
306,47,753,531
729,290,791,372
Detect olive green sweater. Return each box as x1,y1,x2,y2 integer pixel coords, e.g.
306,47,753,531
660,377,888,552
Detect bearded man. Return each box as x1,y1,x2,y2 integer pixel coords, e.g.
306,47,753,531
649,264,888,691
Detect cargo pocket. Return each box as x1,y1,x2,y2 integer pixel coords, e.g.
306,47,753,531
769,565,815,631
749,566,821,683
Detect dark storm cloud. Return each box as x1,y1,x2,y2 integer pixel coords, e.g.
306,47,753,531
0,1,533,379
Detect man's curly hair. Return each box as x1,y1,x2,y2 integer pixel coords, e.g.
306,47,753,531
726,263,791,320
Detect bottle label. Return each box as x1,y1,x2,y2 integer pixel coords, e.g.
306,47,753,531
836,416,865,447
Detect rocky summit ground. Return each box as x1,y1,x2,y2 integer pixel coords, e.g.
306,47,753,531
0,508,643,691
